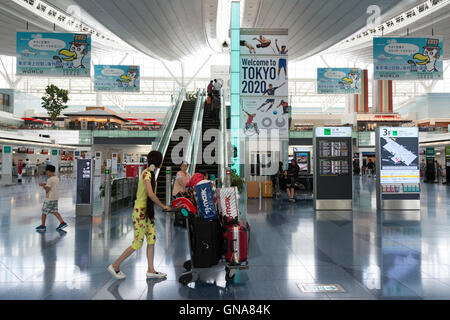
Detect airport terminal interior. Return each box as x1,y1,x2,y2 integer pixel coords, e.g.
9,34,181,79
1,0,450,301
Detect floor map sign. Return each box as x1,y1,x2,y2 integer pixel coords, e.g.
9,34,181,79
94,65,140,92
317,68,361,94
16,32,91,77
240,29,288,139
379,127,419,184
374,37,443,80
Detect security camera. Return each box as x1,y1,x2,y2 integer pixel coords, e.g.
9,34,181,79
222,41,229,48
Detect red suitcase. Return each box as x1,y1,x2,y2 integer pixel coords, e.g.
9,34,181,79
218,187,240,226
223,224,248,265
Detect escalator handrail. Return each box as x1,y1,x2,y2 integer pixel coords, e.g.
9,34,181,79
187,89,205,177
154,87,185,180
219,90,228,187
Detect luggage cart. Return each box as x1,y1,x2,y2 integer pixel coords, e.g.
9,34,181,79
170,197,249,285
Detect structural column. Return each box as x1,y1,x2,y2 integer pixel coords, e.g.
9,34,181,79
50,149,59,174
374,80,393,113
353,70,369,113
230,1,241,175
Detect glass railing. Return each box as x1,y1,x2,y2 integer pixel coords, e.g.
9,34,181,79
154,88,185,180
153,87,185,151
187,89,205,177
93,130,159,138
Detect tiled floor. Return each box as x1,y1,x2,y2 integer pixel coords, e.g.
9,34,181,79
0,175,450,300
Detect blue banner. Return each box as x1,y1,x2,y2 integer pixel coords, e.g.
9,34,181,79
194,182,217,221
94,65,140,92
373,37,443,80
16,32,91,77
317,68,362,94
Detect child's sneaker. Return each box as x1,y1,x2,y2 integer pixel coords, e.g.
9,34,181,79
36,225,46,232
56,222,67,231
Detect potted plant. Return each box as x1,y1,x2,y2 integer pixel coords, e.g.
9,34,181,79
230,170,245,194
187,91,198,102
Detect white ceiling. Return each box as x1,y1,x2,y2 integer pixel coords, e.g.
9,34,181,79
324,1,450,63
0,0,439,63
0,0,133,57
0,0,65,56
241,0,426,61
56,0,216,61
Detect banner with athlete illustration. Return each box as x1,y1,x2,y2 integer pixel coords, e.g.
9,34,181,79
16,32,91,77
240,32,288,56
317,68,362,94
240,57,288,96
94,65,140,92
240,28,288,140
373,37,444,80
241,97,289,139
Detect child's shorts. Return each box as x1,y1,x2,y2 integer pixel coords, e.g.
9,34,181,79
131,207,156,250
42,200,59,215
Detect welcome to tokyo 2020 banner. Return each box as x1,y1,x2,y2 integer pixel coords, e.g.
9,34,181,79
94,65,140,92
373,37,443,80
240,29,288,139
16,32,91,77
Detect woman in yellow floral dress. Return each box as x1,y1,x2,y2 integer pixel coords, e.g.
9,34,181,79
108,151,171,280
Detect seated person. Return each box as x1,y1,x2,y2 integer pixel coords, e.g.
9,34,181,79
279,170,290,192
172,161,190,198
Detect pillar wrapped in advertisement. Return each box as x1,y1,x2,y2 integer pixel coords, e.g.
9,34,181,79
240,29,289,139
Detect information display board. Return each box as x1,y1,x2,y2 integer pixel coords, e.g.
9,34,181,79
16,32,91,77
317,68,361,94
76,159,93,205
313,127,353,210
373,37,443,80
376,127,420,210
294,150,310,173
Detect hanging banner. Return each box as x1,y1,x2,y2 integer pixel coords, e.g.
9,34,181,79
94,65,140,92
240,29,288,139
373,37,443,80
317,68,361,94
241,97,289,138
16,32,91,77
240,34,288,56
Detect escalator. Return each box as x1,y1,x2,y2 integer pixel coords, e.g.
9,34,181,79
156,100,196,200
194,105,219,180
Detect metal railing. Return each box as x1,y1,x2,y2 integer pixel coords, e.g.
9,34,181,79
219,91,228,187
154,88,185,180
187,89,205,177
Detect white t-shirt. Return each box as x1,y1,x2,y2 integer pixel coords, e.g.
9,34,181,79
214,81,222,91
45,176,59,201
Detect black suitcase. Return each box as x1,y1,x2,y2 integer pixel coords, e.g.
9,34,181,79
190,216,222,268
174,210,187,228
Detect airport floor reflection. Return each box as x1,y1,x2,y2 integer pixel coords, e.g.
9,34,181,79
0,176,450,300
